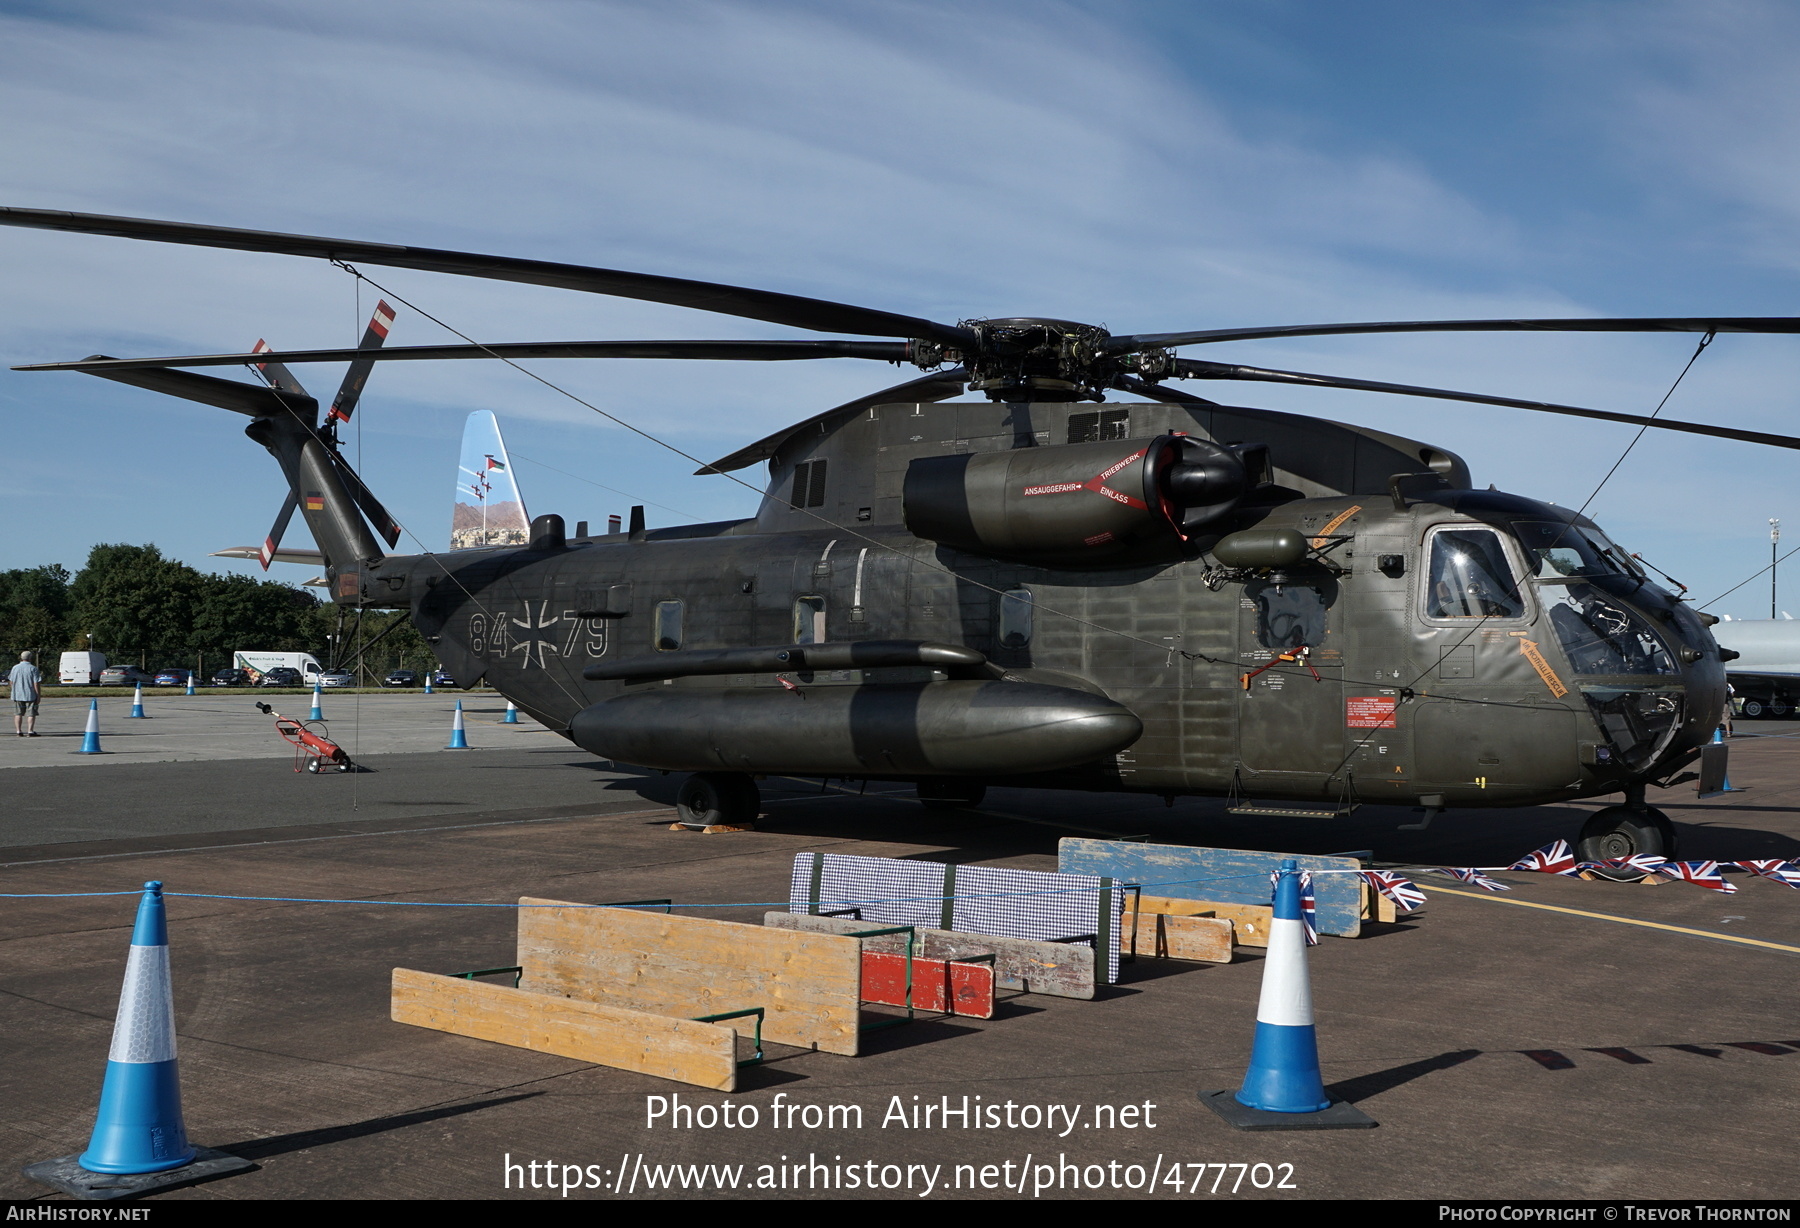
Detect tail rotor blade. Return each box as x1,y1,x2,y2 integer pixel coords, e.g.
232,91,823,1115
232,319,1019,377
327,300,397,428
250,340,311,399
261,492,299,570
327,448,403,547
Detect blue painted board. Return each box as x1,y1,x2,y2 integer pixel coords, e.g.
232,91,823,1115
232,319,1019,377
1058,839,1363,938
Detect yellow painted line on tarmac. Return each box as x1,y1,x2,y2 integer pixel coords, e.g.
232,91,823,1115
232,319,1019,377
1428,884,1800,956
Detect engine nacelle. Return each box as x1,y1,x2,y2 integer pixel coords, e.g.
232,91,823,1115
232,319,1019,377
903,434,1267,562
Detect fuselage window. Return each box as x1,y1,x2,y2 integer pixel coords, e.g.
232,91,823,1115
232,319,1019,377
793,595,826,644
654,600,683,651
1067,408,1130,444
999,588,1034,647
1425,528,1525,620
790,459,828,509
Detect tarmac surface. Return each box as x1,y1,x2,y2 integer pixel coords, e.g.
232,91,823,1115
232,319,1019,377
3,697,1800,1202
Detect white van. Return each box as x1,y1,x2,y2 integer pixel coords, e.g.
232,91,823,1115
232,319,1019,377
59,651,107,685
233,651,325,683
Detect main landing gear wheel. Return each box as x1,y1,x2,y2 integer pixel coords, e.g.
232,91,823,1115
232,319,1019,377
1770,698,1791,718
1741,698,1766,719
674,772,760,830
1575,804,1678,880
917,781,986,810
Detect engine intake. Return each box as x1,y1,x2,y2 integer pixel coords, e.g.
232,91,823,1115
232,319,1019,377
903,434,1267,561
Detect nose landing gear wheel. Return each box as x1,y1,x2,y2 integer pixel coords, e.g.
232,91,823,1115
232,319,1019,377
1575,804,1677,880
673,772,760,830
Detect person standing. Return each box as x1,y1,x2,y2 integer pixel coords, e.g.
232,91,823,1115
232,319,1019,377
10,650,42,737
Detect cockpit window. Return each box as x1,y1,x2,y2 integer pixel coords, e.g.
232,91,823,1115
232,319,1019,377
1426,528,1525,619
1546,585,1678,676
1514,521,1635,581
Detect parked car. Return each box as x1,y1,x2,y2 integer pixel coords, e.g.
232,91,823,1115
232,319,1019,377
382,669,419,688
212,668,251,687
431,670,456,687
258,667,303,687
98,666,157,686
317,670,355,688
153,669,192,687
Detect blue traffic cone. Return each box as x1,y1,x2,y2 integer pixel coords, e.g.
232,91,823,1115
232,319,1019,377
128,684,146,719
79,700,102,754
1713,725,1738,792
446,700,469,749
1199,860,1374,1130
184,673,195,696
423,673,434,695
309,684,323,722
78,882,195,1174
503,699,520,724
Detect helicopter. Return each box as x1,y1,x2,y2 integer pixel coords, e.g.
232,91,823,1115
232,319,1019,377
8,206,1800,866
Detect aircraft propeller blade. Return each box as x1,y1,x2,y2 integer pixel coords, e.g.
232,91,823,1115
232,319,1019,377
259,492,299,571
1110,316,1800,352
16,338,915,373
699,367,970,475
1166,356,1800,452
0,207,974,347
326,299,397,428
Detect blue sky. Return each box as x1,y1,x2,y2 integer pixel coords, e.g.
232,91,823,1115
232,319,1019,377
4,0,1800,615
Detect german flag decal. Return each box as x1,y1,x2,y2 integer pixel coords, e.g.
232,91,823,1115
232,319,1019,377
304,491,325,511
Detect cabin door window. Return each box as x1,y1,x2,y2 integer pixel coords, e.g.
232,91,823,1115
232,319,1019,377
654,600,684,651
793,595,826,644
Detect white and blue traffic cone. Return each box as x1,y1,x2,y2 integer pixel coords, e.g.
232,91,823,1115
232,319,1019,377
423,673,434,695
1199,860,1374,1130
309,683,323,722
79,882,195,1174
1714,726,1738,792
184,673,195,696
446,700,469,749
128,684,146,719
503,699,519,724
79,700,102,754
21,882,254,1198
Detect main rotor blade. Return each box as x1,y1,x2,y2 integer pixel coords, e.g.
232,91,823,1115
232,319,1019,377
1169,357,1800,452
1111,316,1800,351
71,359,319,419
699,367,970,475
1109,375,1219,405
16,339,914,373
326,299,396,428
0,207,974,347
249,339,310,399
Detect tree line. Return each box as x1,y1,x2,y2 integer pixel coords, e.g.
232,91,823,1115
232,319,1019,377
0,544,434,678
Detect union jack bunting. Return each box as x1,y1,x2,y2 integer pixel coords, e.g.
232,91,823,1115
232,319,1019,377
1267,869,1320,945
1586,854,1669,876
1360,870,1426,912
1427,867,1512,892
1735,859,1800,888
1654,860,1739,893
1508,840,1581,876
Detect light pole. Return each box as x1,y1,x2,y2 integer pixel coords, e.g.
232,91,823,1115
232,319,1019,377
1773,519,1782,620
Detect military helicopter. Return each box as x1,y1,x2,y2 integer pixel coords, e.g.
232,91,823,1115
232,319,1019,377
8,206,1800,866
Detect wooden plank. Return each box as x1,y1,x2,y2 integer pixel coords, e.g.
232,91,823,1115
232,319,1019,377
1131,895,1273,947
860,951,995,1018
1117,910,1233,963
1058,839,1363,937
1360,879,1398,923
517,898,862,1056
390,968,738,1091
764,912,1095,1000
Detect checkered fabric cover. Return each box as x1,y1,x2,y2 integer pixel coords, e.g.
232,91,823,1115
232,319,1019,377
789,851,1125,982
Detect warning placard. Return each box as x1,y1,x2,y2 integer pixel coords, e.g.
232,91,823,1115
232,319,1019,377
1347,696,1399,728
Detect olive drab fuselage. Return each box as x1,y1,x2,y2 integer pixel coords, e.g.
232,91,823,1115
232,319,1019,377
369,397,1726,809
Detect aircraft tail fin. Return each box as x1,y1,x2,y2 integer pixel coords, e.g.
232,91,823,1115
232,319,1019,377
452,411,530,549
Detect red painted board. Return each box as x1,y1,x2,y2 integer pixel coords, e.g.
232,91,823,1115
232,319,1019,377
861,951,995,1018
